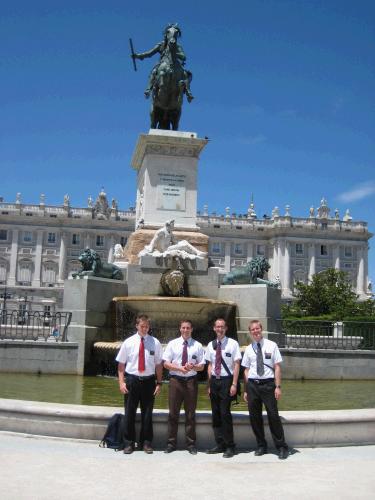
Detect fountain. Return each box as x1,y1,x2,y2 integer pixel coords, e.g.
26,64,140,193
64,129,281,375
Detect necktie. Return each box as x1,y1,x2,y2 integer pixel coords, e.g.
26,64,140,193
215,340,222,376
256,342,264,376
181,340,188,366
138,337,145,372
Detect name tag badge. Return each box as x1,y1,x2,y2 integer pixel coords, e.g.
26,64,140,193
192,354,197,360
225,352,232,357
265,352,271,359
150,350,155,356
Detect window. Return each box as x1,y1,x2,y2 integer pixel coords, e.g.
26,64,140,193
344,246,352,257
295,243,303,255
321,223,327,230
257,244,265,256
23,231,32,243
344,263,352,269
320,245,328,256
43,263,56,283
19,303,27,315
211,242,221,254
234,243,243,255
96,235,104,247
47,232,56,244
0,230,7,240
0,263,7,282
72,233,80,245
18,262,32,283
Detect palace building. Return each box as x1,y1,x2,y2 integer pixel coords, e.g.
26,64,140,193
0,189,371,316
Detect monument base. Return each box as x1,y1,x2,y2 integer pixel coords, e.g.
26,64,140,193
127,263,219,298
63,276,126,374
218,284,282,345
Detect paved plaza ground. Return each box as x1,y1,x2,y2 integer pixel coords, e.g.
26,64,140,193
1,431,374,499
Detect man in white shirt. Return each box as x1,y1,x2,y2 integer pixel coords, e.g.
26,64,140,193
242,319,289,459
116,314,163,454
163,319,205,454
205,318,241,458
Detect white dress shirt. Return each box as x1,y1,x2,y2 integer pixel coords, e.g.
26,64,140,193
241,338,282,379
116,333,163,376
163,336,205,377
205,336,241,376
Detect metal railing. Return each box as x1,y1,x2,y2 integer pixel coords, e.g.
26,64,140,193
280,319,375,350
0,310,72,342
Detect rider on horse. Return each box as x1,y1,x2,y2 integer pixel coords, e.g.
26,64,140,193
132,23,194,102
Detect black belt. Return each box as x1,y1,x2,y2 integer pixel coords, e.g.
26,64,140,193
126,373,155,381
211,375,232,380
170,375,197,382
249,378,274,385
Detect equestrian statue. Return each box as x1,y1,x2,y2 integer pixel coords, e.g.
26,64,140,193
130,23,194,131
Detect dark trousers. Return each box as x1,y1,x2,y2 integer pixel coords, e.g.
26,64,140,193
247,379,288,450
123,374,156,447
167,376,198,447
209,377,235,449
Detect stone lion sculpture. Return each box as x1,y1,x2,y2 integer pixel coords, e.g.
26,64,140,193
223,256,279,288
72,248,123,280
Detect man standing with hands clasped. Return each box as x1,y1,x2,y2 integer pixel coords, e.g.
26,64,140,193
242,320,289,460
205,318,241,458
116,314,163,455
163,319,205,455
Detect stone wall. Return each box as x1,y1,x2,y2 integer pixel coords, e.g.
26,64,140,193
0,341,78,374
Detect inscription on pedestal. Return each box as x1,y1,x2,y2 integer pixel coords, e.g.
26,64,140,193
157,172,186,211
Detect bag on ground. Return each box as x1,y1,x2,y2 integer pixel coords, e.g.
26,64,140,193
99,413,125,450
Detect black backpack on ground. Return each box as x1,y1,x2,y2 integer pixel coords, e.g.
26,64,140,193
99,413,126,450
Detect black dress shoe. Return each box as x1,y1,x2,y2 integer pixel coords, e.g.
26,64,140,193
164,445,176,454
123,445,134,454
223,447,235,458
278,447,289,460
254,447,267,456
143,443,154,454
206,445,225,454
187,445,198,455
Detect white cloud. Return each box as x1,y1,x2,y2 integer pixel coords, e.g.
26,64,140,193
336,181,375,203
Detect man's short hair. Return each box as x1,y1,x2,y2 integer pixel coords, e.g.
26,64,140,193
136,314,150,325
179,319,193,328
249,319,263,330
214,318,227,327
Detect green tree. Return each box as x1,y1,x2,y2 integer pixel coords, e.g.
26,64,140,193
293,268,358,319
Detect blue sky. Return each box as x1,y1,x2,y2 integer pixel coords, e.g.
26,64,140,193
1,1,374,283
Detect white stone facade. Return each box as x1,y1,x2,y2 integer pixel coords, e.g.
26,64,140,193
0,192,372,313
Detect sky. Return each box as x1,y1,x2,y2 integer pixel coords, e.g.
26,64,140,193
1,0,374,283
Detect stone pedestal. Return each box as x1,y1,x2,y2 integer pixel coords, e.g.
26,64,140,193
127,262,220,299
63,277,127,374
218,284,282,345
131,129,208,230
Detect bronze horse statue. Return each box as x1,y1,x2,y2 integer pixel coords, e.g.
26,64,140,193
132,24,194,131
